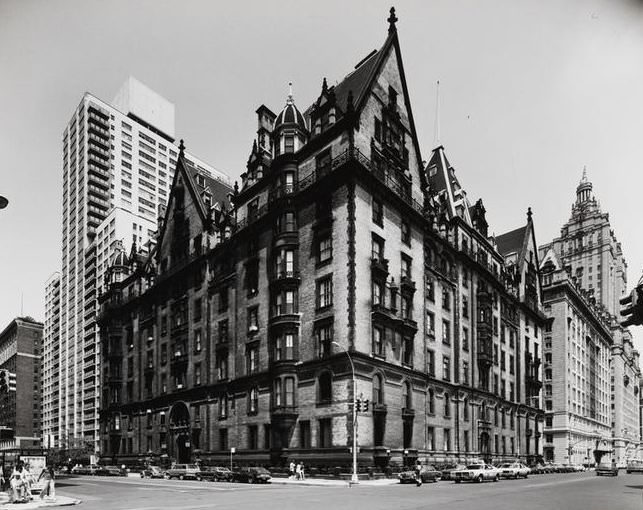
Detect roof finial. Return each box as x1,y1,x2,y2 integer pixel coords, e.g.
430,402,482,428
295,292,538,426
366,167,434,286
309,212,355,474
287,82,294,105
433,80,441,146
581,165,587,183
322,77,328,93
527,206,533,222
179,139,185,158
388,6,398,32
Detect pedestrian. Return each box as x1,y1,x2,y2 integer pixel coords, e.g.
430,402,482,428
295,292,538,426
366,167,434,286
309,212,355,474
415,462,423,487
289,461,295,480
22,463,33,500
295,462,302,481
38,465,56,502
10,463,26,503
300,462,305,481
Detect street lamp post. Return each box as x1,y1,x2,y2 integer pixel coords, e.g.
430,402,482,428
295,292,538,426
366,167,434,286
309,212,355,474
332,341,358,485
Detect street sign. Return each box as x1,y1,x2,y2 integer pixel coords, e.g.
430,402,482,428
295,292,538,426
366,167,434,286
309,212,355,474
230,447,236,453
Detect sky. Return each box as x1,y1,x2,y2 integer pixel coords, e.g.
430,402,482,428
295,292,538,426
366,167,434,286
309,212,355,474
1,0,643,348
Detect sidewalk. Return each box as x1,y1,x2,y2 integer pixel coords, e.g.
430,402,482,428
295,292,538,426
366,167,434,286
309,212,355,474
0,494,80,509
271,476,398,487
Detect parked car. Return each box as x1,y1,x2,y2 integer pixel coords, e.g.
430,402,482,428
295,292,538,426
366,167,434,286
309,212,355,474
596,463,618,477
98,465,128,477
71,465,100,476
233,467,272,484
200,466,234,482
626,461,643,474
140,466,165,479
441,464,467,481
498,462,530,479
452,463,500,483
398,465,440,484
164,464,202,481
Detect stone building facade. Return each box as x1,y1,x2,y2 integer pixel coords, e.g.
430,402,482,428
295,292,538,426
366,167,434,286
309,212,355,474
539,172,642,466
0,317,43,449
98,10,544,469
539,253,613,464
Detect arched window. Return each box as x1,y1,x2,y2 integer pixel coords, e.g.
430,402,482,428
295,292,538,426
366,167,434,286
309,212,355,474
481,402,487,421
372,374,383,405
402,381,412,410
428,388,435,414
444,392,450,417
319,372,332,404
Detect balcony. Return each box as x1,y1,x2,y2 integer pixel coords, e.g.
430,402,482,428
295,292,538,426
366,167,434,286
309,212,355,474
270,270,301,285
269,305,300,327
268,183,297,203
400,276,416,294
371,257,389,277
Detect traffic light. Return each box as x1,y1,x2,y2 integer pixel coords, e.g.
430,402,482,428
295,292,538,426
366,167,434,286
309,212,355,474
8,372,16,393
0,370,8,393
363,399,369,412
355,399,362,412
620,285,643,327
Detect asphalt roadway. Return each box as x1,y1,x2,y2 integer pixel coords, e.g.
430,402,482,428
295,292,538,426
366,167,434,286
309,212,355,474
55,471,642,510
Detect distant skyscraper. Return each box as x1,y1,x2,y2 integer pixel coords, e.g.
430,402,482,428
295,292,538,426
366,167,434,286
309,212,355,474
42,272,61,448
539,171,641,466
43,77,228,451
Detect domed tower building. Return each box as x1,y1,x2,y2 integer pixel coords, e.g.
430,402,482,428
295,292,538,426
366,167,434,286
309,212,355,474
272,84,309,158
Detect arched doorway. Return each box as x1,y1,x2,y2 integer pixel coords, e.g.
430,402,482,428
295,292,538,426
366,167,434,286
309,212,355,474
169,402,191,464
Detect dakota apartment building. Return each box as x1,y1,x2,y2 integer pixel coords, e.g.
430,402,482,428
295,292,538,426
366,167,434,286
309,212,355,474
98,10,545,468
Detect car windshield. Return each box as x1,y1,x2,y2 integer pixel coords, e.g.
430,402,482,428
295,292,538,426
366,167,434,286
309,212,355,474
466,465,483,469
186,465,198,470
499,463,512,468
253,468,270,474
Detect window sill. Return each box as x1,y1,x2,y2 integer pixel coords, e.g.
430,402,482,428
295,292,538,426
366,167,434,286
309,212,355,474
316,258,333,269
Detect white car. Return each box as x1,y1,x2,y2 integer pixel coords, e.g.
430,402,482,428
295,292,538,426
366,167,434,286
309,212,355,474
498,462,530,479
452,463,500,483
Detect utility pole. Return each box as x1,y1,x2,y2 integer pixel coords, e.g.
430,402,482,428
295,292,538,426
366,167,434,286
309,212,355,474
332,341,358,485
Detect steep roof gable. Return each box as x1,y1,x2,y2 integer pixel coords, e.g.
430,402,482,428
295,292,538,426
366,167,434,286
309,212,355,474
425,146,473,225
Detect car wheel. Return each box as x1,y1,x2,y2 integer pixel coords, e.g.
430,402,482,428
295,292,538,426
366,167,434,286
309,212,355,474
196,476,202,482
494,475,499,482
477,475,483,483
179,475,184,480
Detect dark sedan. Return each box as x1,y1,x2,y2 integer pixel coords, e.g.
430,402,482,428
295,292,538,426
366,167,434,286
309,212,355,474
399,465,441,484
233,467,272,483
201,466,234,482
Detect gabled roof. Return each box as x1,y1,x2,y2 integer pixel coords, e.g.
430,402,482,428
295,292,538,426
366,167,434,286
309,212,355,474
155,149,232,260
425,146,472,225
496,226,528,257
303,19,426,188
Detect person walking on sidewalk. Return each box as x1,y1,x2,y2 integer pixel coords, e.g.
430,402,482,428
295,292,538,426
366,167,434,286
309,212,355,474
289,461,295,479
299,462,305,481
295,462,302,481
414,461,423,487
38,465,56,501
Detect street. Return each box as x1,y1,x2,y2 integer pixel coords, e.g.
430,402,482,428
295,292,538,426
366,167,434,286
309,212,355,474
54,472,643,510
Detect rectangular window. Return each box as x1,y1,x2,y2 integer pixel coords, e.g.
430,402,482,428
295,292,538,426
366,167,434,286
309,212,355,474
401,220,411,245
248,306,259,333
316,276,333,309
442,320,451,345
219,287,228,312
317,235,333,264
443,428,451,451
442,356,450,381
299,420,311,448
194,363,202,386
442,288,450,310
462,361,469,385
427,426,435,450
426,311,435,336
373,327,384,356
462,296,469,318
319,418,332,448
401,254,412,280
246,344,258,374
427,349,435,376
316,323,333,358
371,236,384,261
194,329,202,353
218,320,229,344
462,327,469,351
284,135,295,153
372,197,383,225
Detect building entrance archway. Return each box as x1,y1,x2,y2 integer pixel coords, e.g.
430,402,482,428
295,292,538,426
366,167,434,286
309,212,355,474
169,402,191,463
